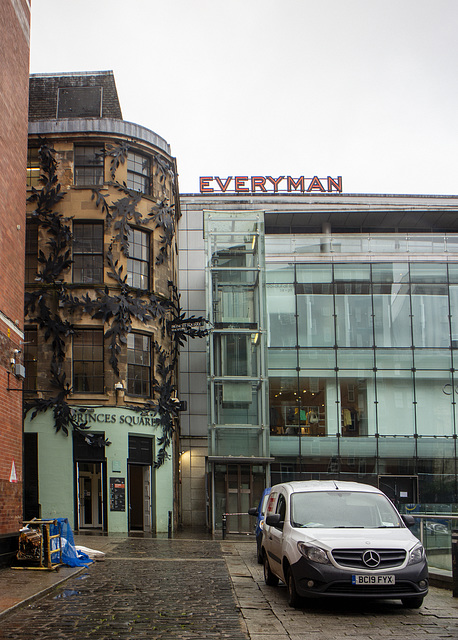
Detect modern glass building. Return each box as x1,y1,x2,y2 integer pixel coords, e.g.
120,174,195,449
178,194,458,532
204,211,269,532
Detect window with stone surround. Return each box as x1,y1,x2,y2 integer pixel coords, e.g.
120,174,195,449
74,145,104,186
127,227,150,290
126,151,151,194
73,329,104,393
127,333,152,397
73,221,104,284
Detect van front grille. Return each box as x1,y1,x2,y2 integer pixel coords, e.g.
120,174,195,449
331,548,406,569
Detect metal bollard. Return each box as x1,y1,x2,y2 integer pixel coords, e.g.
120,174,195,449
452,529,458,598
168,510,172,538
222,513,227,540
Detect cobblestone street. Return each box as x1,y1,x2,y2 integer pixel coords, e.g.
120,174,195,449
226,540,458,640
0,537,248,640
0,535,457,640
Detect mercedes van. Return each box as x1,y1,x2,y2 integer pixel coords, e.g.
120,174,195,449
262,480,428,608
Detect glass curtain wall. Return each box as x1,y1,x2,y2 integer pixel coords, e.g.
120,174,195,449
266,239,458,503
204,211,269,457
204,211,269,532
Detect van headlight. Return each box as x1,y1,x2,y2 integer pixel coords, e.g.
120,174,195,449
408,542,425,565
297,542,330,564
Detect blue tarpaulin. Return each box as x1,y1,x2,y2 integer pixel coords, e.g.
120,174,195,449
48,518,93,567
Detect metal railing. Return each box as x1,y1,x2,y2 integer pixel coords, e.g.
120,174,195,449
407,515,458,598
411,514,458,545
221,513,253,539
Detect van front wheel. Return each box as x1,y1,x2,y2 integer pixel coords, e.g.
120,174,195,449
286,568,302,608
263,554,279,586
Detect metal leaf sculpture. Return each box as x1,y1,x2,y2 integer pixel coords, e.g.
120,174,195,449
104,141,129,181
25,364,110,446
149,199,176,265
93,183,144,256
25,139,208,466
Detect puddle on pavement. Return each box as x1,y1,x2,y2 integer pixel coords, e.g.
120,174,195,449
54,589,80,599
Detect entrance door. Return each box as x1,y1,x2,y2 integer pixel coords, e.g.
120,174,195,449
128,464,152,531
227,465,251,533
77,462,102,528
378,475,418,506
214,464,265,533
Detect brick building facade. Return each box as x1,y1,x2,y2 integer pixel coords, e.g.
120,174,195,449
0,0,30,564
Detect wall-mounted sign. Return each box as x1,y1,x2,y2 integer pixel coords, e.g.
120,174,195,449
199,175,342,194
9,460,17,483
110,477,126,511
73,409,159,427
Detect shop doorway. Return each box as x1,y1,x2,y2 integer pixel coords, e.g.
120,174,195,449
128,436,154,532
77,462,103,529
73,432,107,531
378,475,418,506
214,463,266,533
128,464,152,531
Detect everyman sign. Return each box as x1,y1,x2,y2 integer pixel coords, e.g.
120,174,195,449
199,175,342,194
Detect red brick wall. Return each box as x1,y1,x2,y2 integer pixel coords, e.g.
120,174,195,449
0,0,30,539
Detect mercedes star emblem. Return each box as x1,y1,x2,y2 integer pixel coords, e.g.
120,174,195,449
362,550,381,568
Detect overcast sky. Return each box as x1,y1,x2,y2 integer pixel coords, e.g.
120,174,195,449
30,0,458,195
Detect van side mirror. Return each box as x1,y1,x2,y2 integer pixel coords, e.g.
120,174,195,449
265,513,282,527
402,515,416,528
248,507,259,517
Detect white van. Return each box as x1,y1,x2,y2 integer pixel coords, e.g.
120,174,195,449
262,480,428,608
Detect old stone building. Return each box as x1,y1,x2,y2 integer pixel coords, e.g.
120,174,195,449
0,0,30,564
24,71,186,533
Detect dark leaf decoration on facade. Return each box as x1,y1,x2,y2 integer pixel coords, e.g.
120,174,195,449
93,183,144,256
167,281,210,353
28,140,73,284
25,139,207,466
25,365,110,447
152,342,176,467
149,200,176,265
91,188,111,217
104,141,130,181
25,364,73,436
38,303,75,366
27,139,66,213
155,155,176,192
126,341,178,468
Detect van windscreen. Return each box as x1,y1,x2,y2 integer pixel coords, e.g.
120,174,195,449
290,491,402,529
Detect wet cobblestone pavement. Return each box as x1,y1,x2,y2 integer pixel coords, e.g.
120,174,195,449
1,536,458,639
0,538,248,640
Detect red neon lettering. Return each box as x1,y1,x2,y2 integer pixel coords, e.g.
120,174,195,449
215,176,232,192
251,176,267,192
266,176,284,192
199,176,214,193
287,176,305,192
327,176,342,192
307,176,325,192
234,176,249,192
